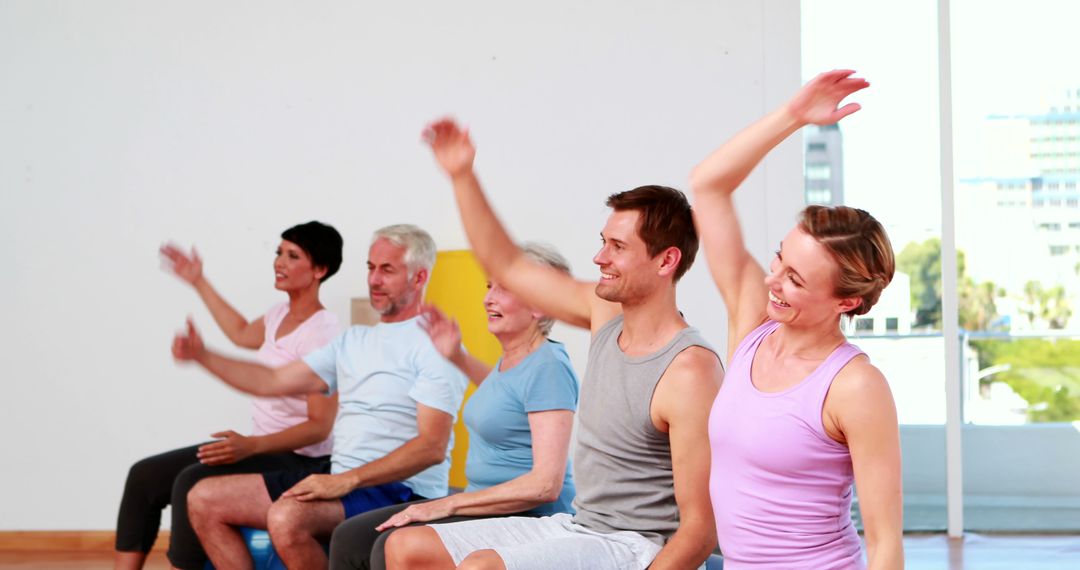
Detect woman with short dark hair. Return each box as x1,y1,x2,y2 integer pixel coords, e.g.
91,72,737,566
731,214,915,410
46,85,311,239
115,221,344,570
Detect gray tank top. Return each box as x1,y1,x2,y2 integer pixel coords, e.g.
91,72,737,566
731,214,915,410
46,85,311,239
571,314,718,546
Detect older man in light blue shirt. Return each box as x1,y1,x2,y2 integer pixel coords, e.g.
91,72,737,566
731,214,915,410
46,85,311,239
173,224,467,570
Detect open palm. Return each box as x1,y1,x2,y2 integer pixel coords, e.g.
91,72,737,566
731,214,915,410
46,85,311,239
423,118,476,178
160,243,203,285
419,304,462,360
787,69,869,125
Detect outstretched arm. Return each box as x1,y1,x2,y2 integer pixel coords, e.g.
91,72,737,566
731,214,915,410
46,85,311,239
690,70,868,357
424,119,615,331
160,244,265,349
648,347,725,569
172,318,326,397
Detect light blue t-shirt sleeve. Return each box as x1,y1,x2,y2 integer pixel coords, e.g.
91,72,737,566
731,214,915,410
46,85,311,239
301,329,345,394
521,360,579,413
408,341,468,417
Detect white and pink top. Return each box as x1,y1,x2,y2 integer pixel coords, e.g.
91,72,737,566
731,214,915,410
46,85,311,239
251,302,340,457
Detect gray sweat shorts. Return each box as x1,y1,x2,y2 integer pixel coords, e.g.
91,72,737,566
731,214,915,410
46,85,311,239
428,512,662,570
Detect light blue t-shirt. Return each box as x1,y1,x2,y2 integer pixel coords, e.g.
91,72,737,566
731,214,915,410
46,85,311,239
302,317,468,500
462,339,579,515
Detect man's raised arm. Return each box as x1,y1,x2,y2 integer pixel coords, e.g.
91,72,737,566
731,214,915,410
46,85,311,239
424,119,610,330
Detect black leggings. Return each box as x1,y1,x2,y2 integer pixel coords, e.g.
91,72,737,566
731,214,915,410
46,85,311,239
328,499,529,570
115,443,327,570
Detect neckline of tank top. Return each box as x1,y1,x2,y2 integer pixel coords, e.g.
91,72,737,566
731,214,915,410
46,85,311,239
611,321,706,365
745,324,858,398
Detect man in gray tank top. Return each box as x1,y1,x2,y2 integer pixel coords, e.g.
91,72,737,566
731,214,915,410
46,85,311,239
381,119,724,570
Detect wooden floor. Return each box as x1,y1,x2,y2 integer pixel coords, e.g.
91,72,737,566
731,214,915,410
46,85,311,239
1,534,1078,569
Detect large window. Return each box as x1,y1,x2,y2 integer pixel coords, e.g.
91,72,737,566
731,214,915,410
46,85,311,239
802,0,946,532
952,0,1080,531
804,0,1080,535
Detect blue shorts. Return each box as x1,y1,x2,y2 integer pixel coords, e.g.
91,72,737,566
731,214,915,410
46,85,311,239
340,481,422,518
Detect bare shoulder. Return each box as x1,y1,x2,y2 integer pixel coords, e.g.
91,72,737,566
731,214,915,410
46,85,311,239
667,345,725,383
653,346,724,430
831,355,889,399
826,355,896,426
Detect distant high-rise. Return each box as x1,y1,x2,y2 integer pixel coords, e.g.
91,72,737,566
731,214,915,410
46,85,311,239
1030,87,1080,177
804,123,844,206
956,87,1080,325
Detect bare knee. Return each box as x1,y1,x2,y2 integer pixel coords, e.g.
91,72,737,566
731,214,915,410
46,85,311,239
385,527,451,568
266,498,308,545
457,550,505,570
186,479,224,525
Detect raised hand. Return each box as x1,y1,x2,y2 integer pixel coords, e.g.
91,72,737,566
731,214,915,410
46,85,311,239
160,243,204,286
423,118,476,178
197,430,257,465
172,318,206,362
787,69,869,126
280,473,355,501
419,304,463,361
375,499,455,530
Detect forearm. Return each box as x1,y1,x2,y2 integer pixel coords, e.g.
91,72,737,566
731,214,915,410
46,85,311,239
194,350,279,396
192,277,250,345
866,534,904,570
690,105,803,198
249,420,331,456
446,471,561,516
449,349,492,385
340,437,445,491
647,521,716,570
449,170,523,280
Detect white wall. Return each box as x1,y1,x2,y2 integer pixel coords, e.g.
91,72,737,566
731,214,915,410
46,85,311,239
0,0,802,530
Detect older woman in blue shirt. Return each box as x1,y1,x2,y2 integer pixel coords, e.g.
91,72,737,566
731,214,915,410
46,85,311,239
328,243,579,570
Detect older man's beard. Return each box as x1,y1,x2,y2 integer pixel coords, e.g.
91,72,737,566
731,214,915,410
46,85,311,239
370,288,418,317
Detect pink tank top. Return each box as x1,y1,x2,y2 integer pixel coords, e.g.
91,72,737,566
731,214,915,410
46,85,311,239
708,320,865,569
251,302,340,457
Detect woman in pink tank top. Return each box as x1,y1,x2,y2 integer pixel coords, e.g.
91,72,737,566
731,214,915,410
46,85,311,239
689,71,903,569
116,221,343,570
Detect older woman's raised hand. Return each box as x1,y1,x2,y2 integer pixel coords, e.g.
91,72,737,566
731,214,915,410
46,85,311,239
419,304,463,361
160,243,204,286
786,69,869,126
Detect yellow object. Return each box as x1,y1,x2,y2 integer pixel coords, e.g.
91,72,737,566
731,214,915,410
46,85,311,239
424,250,501,489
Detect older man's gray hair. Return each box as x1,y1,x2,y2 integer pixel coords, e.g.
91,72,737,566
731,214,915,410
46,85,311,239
372,224,437,276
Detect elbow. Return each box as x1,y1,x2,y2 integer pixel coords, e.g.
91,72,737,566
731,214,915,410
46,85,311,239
530,475,564,504
312,418,334,441
420,440,449,470
688,164,709,195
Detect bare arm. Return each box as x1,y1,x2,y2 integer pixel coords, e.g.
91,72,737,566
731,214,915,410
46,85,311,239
160,244,265,349
173,318,327,397
424,119,617,331
195,393,338,465
689,70,868,357
648,347,724,570
282,404,455,501
376,409,574,529
827,360,903,570
419,305,492,384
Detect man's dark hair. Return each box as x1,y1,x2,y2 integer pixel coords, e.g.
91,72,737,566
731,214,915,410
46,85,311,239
605,185,698,281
